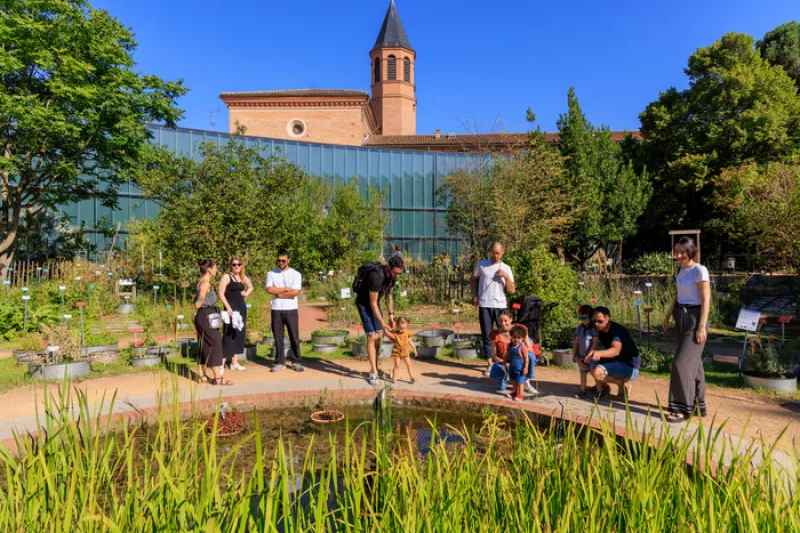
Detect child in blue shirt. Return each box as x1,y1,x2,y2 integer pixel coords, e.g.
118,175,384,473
573,304,599,398
505,325,529,402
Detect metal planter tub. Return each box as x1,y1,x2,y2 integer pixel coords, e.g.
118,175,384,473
242,344,257,361
551,349,576,368
146,346,174,357
742,372,797,393
179,340,198,358
311,331,349,345
260,337,275,346
131,355,161,368
82,343,120,356
89,351,122,365
416,346,441,359
312,343,338,354
30,361,91,380
380,342,393,358
271,343,299,360
351,342,368,358
16,353,42,367
417,330,449,347
453,347,479,360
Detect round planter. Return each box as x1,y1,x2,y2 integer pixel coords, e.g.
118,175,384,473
241,344,257,361
312,343,338,354
179,340,198,358
310,410,345,424
311,331,349,345
131,355,161,368
742,372,797,393
271,343,298,360
417,330,447,347
89,351,121,365
551,349,576,368
82,343,120,356
380,342,393,358
452,339,474,349
350,342,368,358
439,330,455,345
260,337,275,346
146,346,174,357
416,346,441,359
453,347,479,360
116,303,135,314
12,349,31,360
31,361,91,380
16,353,42,366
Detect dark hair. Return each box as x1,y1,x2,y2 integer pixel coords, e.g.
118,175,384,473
509,324,527,339
675,237,698,260
277,249,290,258
198,258,216,275
593,306,611,317
498,309,513,319
578,304,594,316
388,256,404,270
397,316,409,325
395,245,401,251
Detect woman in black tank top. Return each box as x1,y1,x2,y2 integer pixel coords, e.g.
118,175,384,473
218,257,254,371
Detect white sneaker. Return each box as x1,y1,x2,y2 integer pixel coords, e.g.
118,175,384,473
231,362,246,371
483,369,491,377
526,381,538,394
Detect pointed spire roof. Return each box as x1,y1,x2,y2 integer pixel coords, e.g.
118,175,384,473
372,0,414,52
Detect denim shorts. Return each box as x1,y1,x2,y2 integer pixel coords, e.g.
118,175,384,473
590,360,639,381
508,363,526,384
357,304,383,335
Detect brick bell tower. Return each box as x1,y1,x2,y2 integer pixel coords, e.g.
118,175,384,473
369,0,416,136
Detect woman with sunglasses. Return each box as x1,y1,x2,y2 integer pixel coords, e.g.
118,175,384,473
663,237,710,423
219,257,254,372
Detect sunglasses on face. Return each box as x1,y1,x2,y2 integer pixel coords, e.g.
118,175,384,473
592,319,605,325
578,316,590,321
231,263,242,267
277,259,288,264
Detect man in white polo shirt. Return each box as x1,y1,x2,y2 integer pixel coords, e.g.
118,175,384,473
266,249,304,372
471,241,515,376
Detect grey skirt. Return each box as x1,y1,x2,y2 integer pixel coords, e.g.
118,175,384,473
668,305,707,417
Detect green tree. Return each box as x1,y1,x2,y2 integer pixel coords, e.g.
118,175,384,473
712,161,800,269
758,21,800,89
0,0,186,272
637,32,800,246
134,135,386,282
557,88,651,268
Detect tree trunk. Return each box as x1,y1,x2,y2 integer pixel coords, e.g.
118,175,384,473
0,248,15,280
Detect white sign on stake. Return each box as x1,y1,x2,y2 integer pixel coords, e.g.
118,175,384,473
735,308,761,333
63,314,72,319
58,286,66,291
21,295,30,300
340,288,351,299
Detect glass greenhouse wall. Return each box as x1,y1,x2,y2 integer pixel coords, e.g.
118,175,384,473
60,125,474,262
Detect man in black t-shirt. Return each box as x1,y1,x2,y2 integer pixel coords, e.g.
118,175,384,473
584,306,641,400
356,256,404,385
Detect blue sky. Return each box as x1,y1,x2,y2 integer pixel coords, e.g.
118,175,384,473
95,0,798,135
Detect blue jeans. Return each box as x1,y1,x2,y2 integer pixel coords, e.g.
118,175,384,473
490,353,535,389
357,304,383,335
590,360,639,381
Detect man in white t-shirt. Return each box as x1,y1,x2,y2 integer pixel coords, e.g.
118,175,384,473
471,242,515,376
266,249,304,372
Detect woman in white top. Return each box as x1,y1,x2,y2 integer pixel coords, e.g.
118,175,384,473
663,237,711,423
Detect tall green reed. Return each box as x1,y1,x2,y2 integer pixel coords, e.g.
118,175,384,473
0,386,797,532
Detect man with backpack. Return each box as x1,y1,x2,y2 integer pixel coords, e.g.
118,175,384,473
354,256,405,385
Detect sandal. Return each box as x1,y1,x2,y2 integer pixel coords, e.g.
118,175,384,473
199,376,209,384
665,412,688,424
214,377,234,386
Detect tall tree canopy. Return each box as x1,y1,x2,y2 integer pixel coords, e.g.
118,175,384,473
134,135,386,281
557,88,651,268
636,32,800,248
758,21,800,89
0,0,186,270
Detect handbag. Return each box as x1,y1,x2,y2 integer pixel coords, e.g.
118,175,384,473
207,312,222,329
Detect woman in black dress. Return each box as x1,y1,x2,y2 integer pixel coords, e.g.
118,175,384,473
194,259,231,385
218,257,254,371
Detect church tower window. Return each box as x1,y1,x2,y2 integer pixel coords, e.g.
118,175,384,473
403,58,411,82
387,56,396,80
374,58,381,83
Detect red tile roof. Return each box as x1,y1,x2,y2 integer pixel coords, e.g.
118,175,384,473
220,89,369,98
363,131,640,148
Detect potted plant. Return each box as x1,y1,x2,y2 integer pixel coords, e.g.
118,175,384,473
82,330,120,355
350,335,368,358
550,327,576,368
453,337,479,360
311,329,349,345
742,336,798,393
31,324,90,380
260,330,275,346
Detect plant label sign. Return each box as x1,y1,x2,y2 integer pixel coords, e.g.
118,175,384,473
340,288,351,299
2,281,9,285
21,295,30,300
58,286,66,291
177,315,184,320
735,309,761,333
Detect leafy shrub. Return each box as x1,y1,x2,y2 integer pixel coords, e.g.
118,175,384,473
84,331,120,346
746,336,799,378
630,253,673,275
710,293,742,327
505,247,578,346
637,344,671,371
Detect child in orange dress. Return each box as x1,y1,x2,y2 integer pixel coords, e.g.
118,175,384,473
383,317,418,383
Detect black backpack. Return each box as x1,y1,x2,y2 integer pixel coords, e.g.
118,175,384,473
352,262,388,295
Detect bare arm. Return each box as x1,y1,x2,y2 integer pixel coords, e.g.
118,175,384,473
242,276,254,298
383,328,397,342
697,281,711,343
409,339,417,357
194,281,209,310
266,286,287,296
572,337,580,358
217,276,233,314
277,289,300,299
386,291,395,328
591,340,622,360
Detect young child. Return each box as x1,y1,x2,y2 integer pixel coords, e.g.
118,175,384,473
573,304,599,398
383,317,418,384
505,325,529,401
